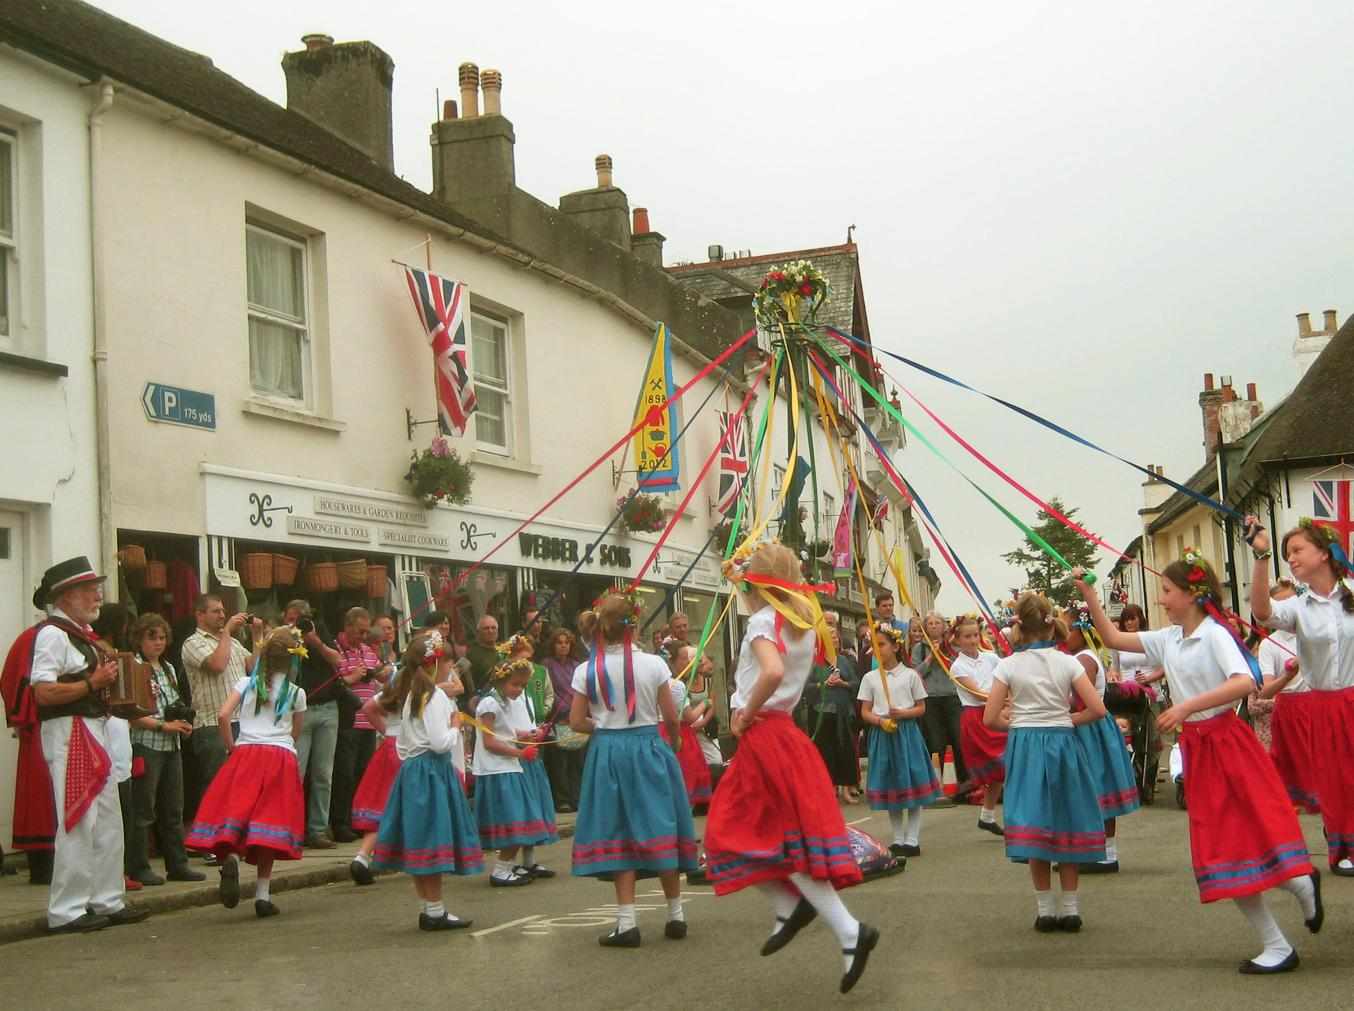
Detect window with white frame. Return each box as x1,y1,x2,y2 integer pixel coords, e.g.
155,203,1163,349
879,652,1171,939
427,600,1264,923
824,491,836,522
245,223,310,404
0,129,16,342
470,311,511,452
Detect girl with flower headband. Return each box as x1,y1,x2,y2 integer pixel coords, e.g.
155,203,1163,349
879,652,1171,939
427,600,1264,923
857,622,939,859
1248,515,1354,879
372,630,483,931
984,593,1107,934
1074,557,1321,975
472,658,559,888
949,614,1006,837
704,542,879,995
498,643,560,881
1251,580,1320,815
186,626,308,920
568,591,698,947
1060,602,1140,876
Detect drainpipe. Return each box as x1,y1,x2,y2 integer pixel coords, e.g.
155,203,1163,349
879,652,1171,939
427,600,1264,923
89,80,117,596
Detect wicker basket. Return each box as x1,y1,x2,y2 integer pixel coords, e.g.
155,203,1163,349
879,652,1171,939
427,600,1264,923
143,560,168,590
119,545,147,570
272,554,299,586
366,565,387,599
306,561,338,593
241,553,273,590
336,559,368,591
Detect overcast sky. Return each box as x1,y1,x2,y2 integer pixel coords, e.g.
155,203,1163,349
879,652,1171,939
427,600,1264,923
99,0,1351,612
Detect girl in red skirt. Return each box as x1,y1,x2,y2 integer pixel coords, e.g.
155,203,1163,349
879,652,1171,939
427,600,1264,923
662,645,714,810
186,627,307,919
1248,517,1354,876
1076,555,1321,975
1254,580,1320,814
705,543,878,995
950,615,1005,836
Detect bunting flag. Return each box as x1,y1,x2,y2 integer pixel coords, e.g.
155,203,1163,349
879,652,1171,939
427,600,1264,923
632,322,681,492
832,475,858,579
402,267,477,436
714,406,750,516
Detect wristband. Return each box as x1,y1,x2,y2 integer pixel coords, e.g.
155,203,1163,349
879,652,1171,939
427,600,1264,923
1252,549,1272,561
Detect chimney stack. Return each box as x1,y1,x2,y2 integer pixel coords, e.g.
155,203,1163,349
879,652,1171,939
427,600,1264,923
1293,307,1337,379
631,207,666,269
595,154,614,189
558,155,631,249
282,35,395,170
1199,371,1224,462
1324,309,1339,334
431,62,516,205
1220,380,1264,444
1297,312,1312,338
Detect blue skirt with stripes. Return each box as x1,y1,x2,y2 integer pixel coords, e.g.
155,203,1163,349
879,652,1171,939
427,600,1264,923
1003,727,1106,864
865,720,942,811
1075,712,1142,818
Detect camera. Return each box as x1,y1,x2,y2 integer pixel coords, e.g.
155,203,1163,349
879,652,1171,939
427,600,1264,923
164,702,196,726
296,617,315,635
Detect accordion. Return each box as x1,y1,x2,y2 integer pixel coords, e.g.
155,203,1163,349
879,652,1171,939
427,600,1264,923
108,652,156,719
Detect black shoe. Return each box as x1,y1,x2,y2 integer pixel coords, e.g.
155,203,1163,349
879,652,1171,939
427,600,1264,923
1080,861,1119,874
254,900,279,918
490,872,531,888
419,912,473,931
202,853,221,867
977,819,1005,837
47,912,109,934
899,844,921,858
888,843,909,858
219,856,240,909
685,867,708,885
557,803,576,814
1056,915,1082,933
1034,916,1058,933
840,923,879,994
664,919,688,939
104,907,150,927
1305,870,1324,934
1238,950,1299,975
132,871,166,887
1330,862,1354,878
332,826,359,844
760,898,818,956
350,859,375,886
166,867,206,883
516,863,556,879
599,926,642,948
304,834,337,850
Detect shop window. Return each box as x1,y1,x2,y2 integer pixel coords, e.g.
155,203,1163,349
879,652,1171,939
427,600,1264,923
470,311,511,453
246,222,312,405
0,129,16,343
426,562,517,644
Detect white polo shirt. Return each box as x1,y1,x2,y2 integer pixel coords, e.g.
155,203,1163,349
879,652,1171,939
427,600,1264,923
950,650,1000,707
1267,585,1354,691
1137,617,1254,721
857,663,927,717
1257,629,1308,693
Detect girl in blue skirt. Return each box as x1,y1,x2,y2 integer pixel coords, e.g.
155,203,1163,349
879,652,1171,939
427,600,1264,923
503,654,560,881
474,659,559,887
569,593,698,948
857,624,940,858
984,593,1107,933
1063,605,1139,874
373,631,483,931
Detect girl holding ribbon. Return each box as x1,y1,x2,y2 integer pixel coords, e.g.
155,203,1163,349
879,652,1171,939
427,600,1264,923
1075,557,1321,975
704,542,878,995
950,614,1006,836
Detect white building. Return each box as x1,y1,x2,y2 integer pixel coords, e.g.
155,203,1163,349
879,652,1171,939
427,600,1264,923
0,44,101,852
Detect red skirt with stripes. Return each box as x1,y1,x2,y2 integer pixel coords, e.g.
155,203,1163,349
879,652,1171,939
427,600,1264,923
186,744,304,864
1310,687,1354,867
959,706,1006,787
351,736,402,833
1269,691,1321,814
661,722,714,807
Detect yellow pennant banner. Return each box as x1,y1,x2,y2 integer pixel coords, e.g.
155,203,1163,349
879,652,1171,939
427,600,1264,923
631,322,681,492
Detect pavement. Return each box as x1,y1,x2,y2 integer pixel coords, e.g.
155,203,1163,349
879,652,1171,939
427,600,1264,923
2,802,1351,1010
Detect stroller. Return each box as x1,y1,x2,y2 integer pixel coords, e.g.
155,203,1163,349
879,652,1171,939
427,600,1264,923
1104,680,1162,805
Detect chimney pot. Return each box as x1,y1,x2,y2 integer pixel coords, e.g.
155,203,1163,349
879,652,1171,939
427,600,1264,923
1246,382,1257,402
458,62,480,119
302,33,334,51
442,99,458,120
480,69,502,115
1203,372,1214,391
595,154,614,189
1324,309,1338,334
1297,312,1312,338
633,207,651,235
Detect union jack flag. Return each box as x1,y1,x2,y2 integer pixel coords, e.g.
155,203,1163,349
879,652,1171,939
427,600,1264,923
1313,479,1354,555
403,267,477,436
714,408,749,517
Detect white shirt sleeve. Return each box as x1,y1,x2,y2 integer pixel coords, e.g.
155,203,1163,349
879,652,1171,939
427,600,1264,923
571,665,588,695
1207,624,1252,680
1257,639,1282,679
1265,596,1301,634
423,690,455,754
991,657,1011,685
29,626,71,684
856,672,876,706
746,609,778,647
1137,628,1170,669
292,686,308,713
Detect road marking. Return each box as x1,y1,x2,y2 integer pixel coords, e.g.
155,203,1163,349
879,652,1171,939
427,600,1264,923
847,816,874,826
471,915,546,938
495,890,717,937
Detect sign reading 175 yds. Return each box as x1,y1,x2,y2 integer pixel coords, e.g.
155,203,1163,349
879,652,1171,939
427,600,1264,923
142,382,216,431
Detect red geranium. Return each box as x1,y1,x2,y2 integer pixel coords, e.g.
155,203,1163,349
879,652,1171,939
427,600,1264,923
770,271,785,282
799,281,813,296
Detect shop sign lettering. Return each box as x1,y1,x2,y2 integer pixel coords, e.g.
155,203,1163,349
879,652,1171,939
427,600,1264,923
518,533,631,569
286,515,370,543
315,496,428,528
378,528,452,551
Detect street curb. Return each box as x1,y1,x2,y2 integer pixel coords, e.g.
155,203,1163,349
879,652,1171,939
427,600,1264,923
0,821,574,946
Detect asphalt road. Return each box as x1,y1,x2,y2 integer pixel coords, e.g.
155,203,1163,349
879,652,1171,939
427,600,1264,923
4,803,1349,1010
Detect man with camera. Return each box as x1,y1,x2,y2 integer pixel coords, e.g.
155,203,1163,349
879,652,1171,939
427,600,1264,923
282,599,344,849
181,595,264,828
329,607,390,843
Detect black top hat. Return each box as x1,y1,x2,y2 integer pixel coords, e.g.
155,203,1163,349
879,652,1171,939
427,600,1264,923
33,556,106,610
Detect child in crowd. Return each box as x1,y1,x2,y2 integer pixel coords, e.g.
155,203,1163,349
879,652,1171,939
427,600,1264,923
663,645,715,810
949,614,1006,836
570,592,698,947
372,630,481,930
187,627,307,919
349,668,404,886
1254,580,1319,812
503,651,560,880
1079,556,1321,974
473,658,558,887
983,594,1106,933
857,623,938,858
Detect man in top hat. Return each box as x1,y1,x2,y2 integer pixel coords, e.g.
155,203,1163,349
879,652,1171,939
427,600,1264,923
26,557,149,932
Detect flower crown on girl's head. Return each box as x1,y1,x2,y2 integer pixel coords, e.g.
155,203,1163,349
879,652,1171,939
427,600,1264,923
1066,600,1093,630
590,589,642,628
499,632,534,658
490,657,533,684
872,623,906,652
1179,547,1216,601
422,629,447,661
1297,517,1354,576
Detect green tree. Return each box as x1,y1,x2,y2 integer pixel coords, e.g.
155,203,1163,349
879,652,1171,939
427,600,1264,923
1001,497,1099,606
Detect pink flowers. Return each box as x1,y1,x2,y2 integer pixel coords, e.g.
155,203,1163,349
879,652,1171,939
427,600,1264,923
430,435,451,458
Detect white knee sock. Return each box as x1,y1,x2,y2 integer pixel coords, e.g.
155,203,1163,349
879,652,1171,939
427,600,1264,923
790,872,860,972
1234,894,1292,967
1058,891,1079,917
492,859,514,879
522,846,535,868
424,900,445,919
1276,875,1316,921
1035,890,1055,918
904,808,923,846
254,879,270,902
353,852,371,868
667,897,685,923
888,810,906,845
979,805,997,824
1104,837,1118,863
616,903,637,932
757,880,801,936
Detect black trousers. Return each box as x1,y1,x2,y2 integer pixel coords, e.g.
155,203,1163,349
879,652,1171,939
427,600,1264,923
127,746,191,876
330,728,378,832
545,743,588,810
920,694,969,784
811,709,860,787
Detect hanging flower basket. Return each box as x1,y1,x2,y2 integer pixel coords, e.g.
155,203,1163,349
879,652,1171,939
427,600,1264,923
406,436,474,508
753,259,830,330
618,493,667,534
